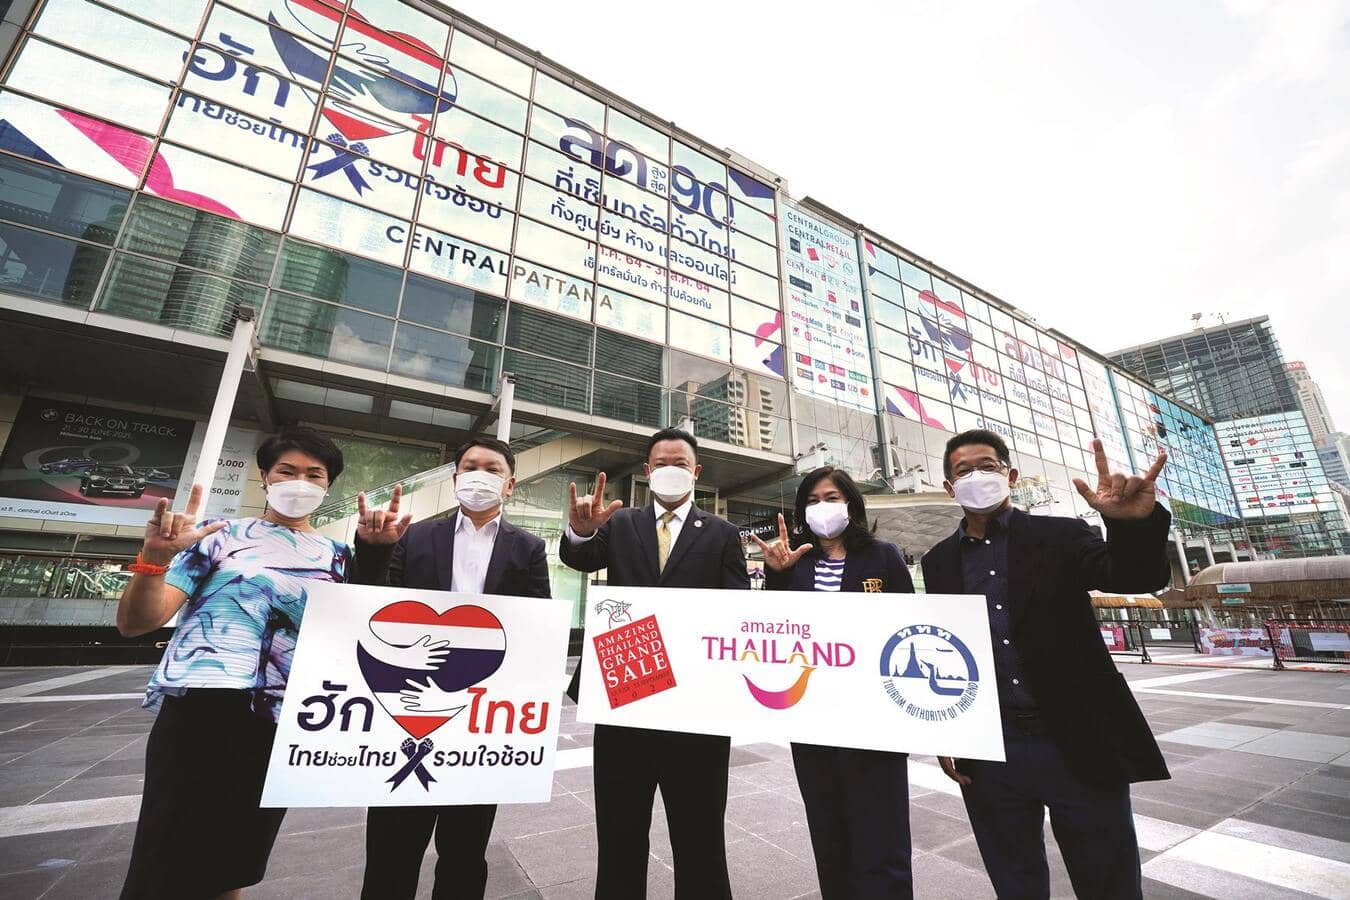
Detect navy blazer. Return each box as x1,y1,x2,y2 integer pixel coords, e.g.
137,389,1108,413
921,504,1172,785
352,511,551,599
763,538,914,595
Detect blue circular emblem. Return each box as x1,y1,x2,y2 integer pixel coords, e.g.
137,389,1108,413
879,624,980,720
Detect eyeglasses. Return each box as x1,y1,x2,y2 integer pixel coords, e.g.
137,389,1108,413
953,461,1008,478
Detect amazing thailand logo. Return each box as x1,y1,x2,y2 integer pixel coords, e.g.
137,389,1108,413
702,618,855,710
879,624,980,721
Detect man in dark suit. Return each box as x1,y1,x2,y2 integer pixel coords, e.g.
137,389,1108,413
924,429,1171,900
351,437,551,900
562,427,748,900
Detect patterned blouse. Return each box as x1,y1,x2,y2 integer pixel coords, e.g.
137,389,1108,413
143,517,350,722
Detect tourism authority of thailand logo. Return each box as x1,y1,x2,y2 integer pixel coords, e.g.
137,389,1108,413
879,625,980,721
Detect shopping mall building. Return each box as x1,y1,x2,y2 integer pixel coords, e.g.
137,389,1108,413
0,0,1268,648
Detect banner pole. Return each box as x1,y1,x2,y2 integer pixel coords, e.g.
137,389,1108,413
189,310,255,501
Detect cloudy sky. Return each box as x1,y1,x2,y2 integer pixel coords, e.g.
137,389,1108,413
452,0,1347,429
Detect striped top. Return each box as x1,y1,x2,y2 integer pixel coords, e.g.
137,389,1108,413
813,557,845,592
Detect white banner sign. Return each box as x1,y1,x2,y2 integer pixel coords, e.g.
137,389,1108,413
262,583,572,807
175,424,260,517
576,587,1005,760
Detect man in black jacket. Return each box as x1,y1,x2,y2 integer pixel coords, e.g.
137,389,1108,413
351,437,551,900
924,429,1171,900
562,428,748,900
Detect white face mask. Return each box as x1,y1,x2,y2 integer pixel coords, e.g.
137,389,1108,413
455,470,506,512
952,469,1011,514
265,479,327,519
648,465,694,504
804,501,851,539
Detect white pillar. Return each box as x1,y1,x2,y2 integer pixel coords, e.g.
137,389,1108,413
494,373,516,443
190,314,255,496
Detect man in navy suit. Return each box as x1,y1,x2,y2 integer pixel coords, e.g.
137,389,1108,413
562,428,748,899
924,429,1171,900
352,437,550,900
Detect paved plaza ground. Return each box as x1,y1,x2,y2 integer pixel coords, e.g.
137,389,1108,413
0,660,1346,898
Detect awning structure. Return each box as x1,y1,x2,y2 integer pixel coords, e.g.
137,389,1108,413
1091,593,1164,610
1187,557,1350,604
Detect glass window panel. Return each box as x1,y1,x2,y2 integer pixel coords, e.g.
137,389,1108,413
0,223,105,306
275,237,400,314
309,98,416,169
606,107,667,162
163,93,306,181
595,244,666,305
595,328,663,382
879,354,916,391
867,269,901,304
445,65,527,133
8,39,172,134
520,177,598,237
729,229,777,276
667,270,728,323
289,188,407,266
509,258,594,321
673,141,725,187
594,285,665,343
514,218,593,279
898,258,932,292
151,143,289,229
670,169,729,234
529,105,599,172
669,349,731,390
504,348,589,412
668,235,729,287
593,374,663,427
731,330,783,379
726,167,775,215
865,241,900,279
99,0,208,37
99,252,264,336
198,4,332,93
728,200,775,245
0,93,139,188
449,30,530,95
526,138,602,199
35,0,188,82
260,291,392,368
343,0,449,60
302,140,419,219
731,263,779,307
873,299,905,334
731,295,781,338
930,274,960,305
0,154,128,243
225,0,340,43
600,212,664,268
177,50,314,134
533,72,604,128
120,195,278,283
413,179,513,251
399,273,504,340
669,310,729,363
601,172,667,228
407,225,509,295
430,106,524,176
390,322,498,391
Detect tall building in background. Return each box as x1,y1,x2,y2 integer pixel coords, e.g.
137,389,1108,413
1286,361,1337,442
1111,320,1348,558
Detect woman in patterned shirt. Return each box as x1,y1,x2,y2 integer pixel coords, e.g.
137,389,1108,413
752,466,917,900
116,426,412,899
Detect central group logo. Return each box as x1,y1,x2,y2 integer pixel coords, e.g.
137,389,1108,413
879,625,980,721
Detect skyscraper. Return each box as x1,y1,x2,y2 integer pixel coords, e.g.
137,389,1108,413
1287,362,1337,442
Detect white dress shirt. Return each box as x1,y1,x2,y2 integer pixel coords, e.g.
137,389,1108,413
451,510,501,594
565,497,695,547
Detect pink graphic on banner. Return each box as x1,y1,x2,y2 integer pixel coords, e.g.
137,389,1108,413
886,387,947,429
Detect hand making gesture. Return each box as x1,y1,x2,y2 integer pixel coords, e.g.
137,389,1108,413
750,513,815,572
141,484,228,566
1072,439,1167,521
568,471,623,537
356,483,414,545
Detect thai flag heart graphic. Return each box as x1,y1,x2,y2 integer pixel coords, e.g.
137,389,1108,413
356,602,507,741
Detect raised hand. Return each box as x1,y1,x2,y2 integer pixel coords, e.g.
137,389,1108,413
1073,439,1167,521
375,635,451,671
356,483,413,545
141,484,228,566
750,513,815,572
400,677,467,714
567,471,623,537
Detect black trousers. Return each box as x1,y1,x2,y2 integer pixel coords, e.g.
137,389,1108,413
961,730,1142,900
592,723,731,899
791,743,912,900
361,804,498,900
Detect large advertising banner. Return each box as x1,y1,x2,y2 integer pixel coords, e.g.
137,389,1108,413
174,424,262,518
576,587,1005,760
780,205,876,412
0,398,194,526
263,583,572,807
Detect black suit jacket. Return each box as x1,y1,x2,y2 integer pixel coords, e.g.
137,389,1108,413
763,539,914,594
921,504,1172,786
352,511,552,599
562,502,749,700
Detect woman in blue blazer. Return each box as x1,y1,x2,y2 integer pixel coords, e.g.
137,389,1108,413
752,466,916,900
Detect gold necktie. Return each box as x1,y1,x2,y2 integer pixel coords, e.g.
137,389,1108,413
657,510,676,572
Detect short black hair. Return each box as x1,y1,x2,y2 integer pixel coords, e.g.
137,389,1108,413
453,437,515,474
792,466,876,552
646,427,698,460
943,429,1011,481
256,426,344,484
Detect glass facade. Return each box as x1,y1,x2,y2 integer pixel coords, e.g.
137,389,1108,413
0,0,1245,555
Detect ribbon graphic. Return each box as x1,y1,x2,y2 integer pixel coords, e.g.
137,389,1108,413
388,737,436,790
307,133,373,195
